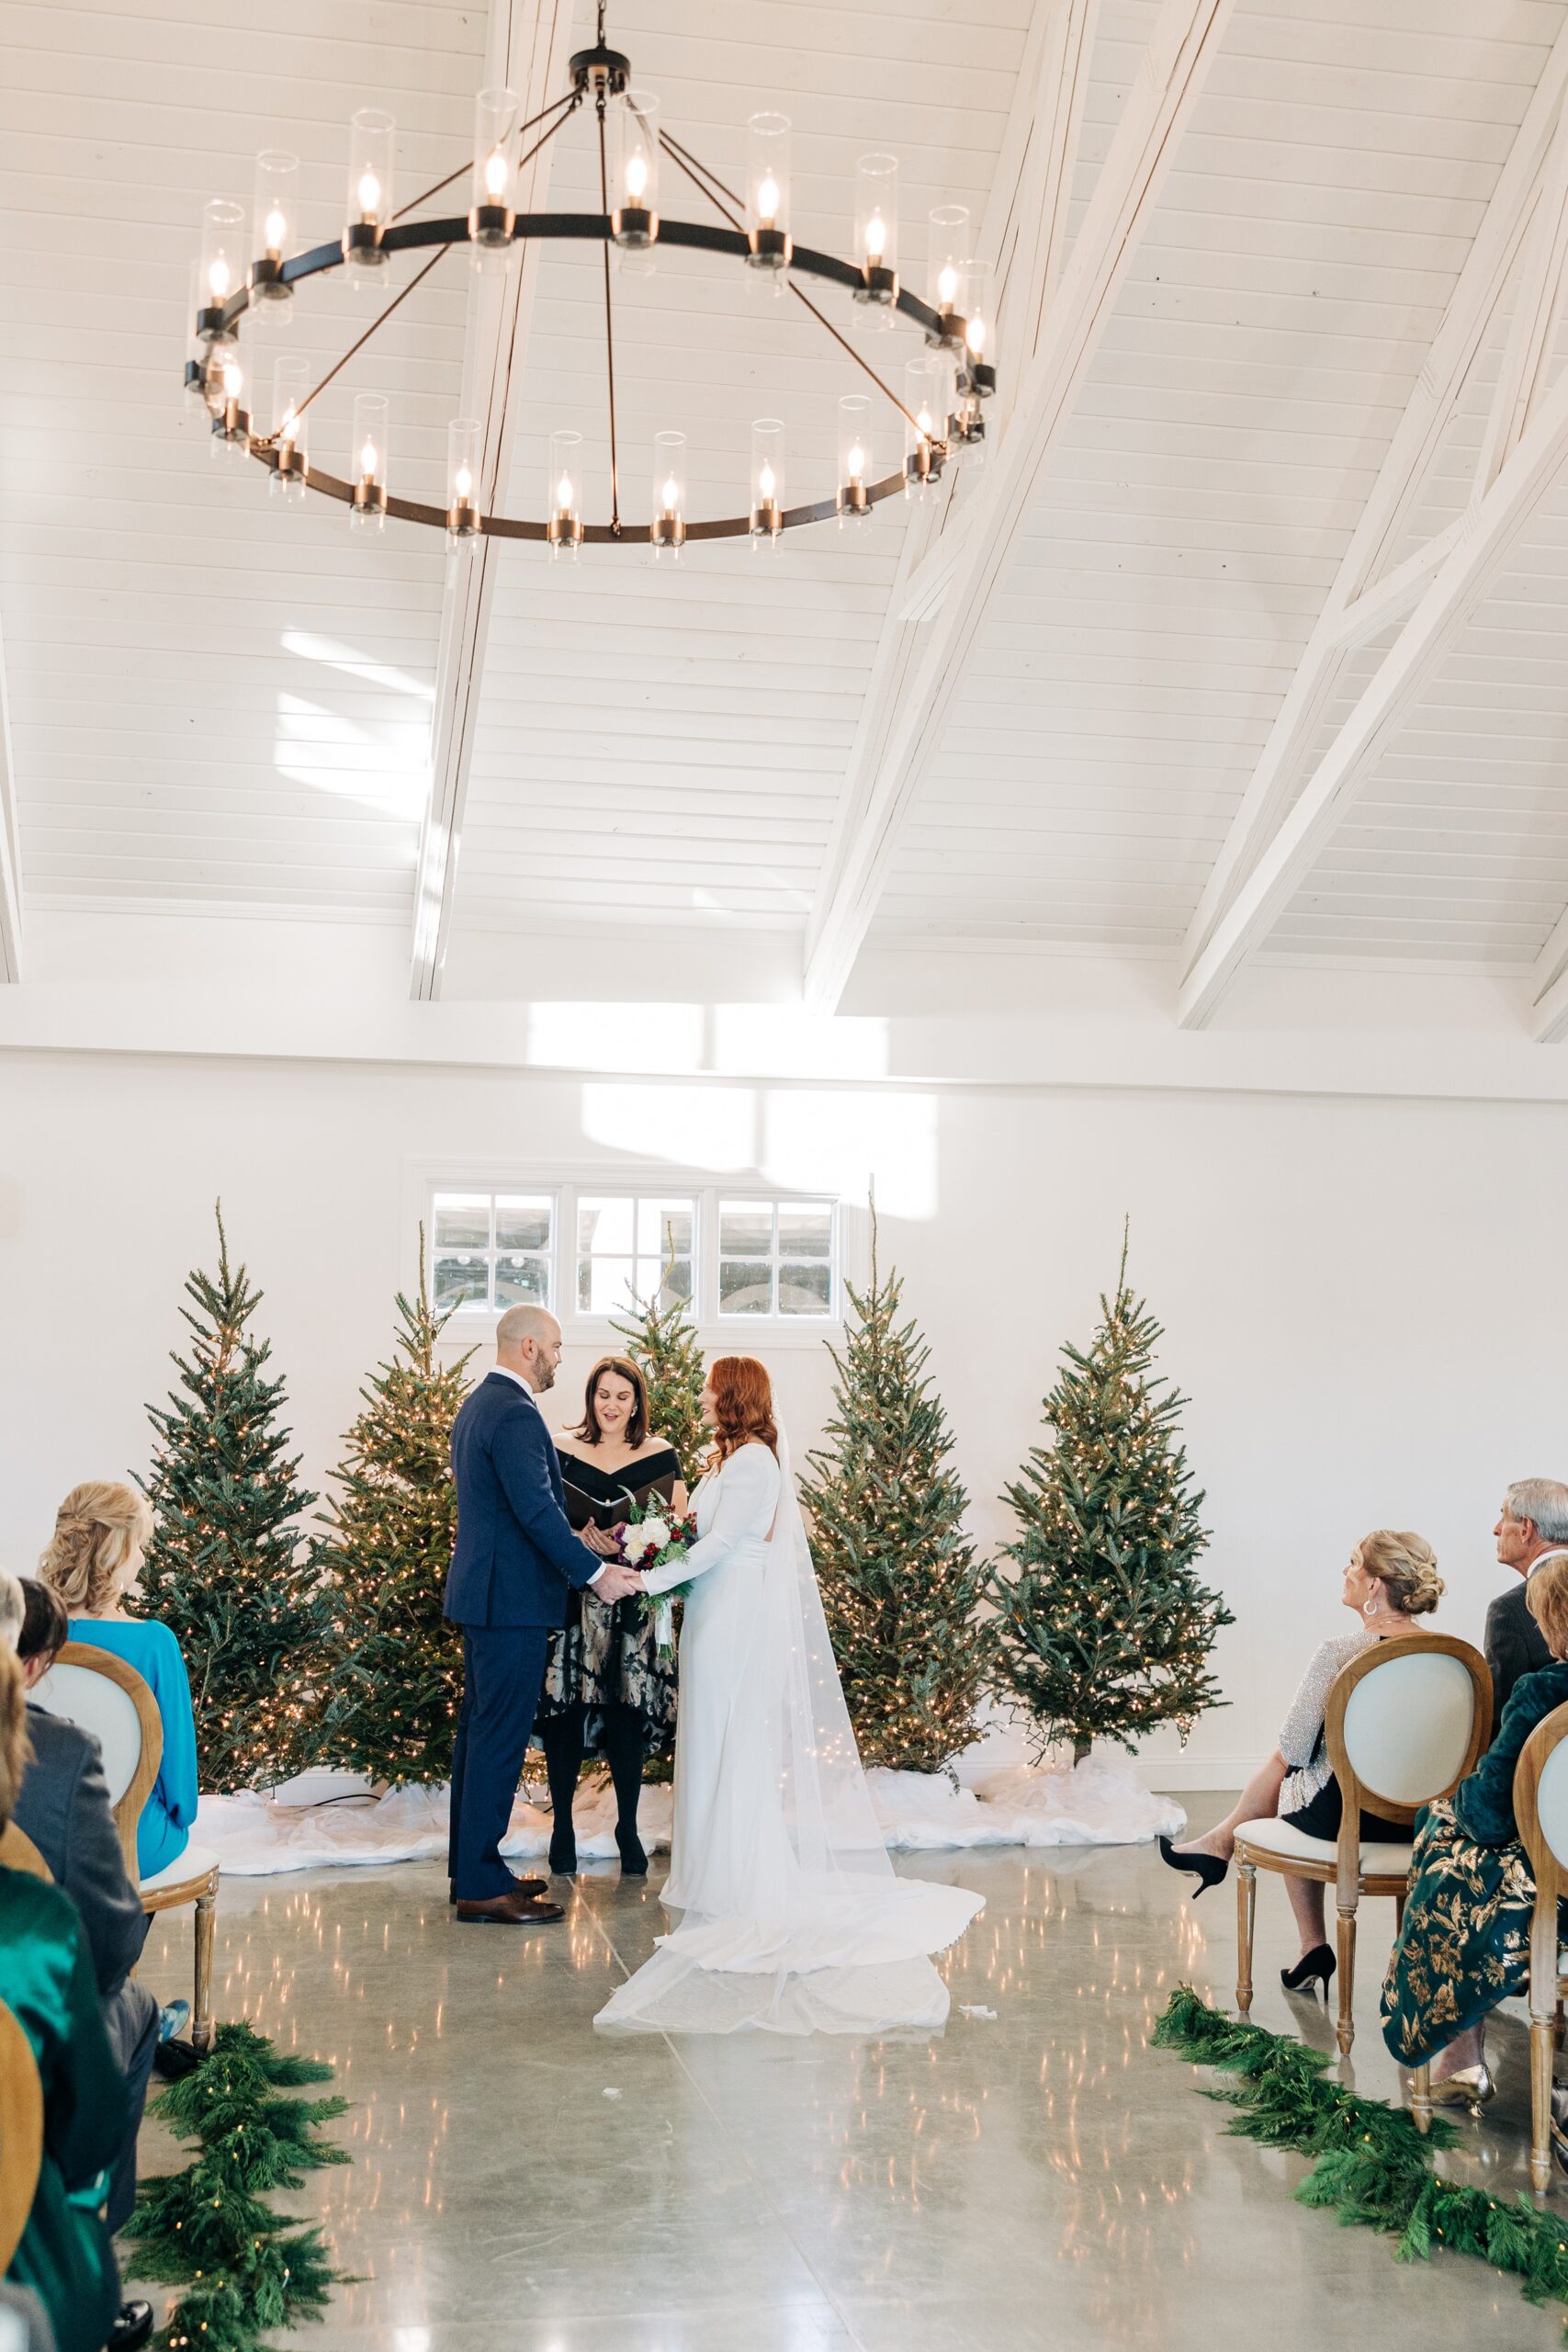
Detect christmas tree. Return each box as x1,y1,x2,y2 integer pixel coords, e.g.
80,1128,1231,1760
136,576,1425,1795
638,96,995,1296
987,1226,1230,1762
800,1223,990,1775
137,1204,319,1791
314,1237,474,1785
611,1229,707,1481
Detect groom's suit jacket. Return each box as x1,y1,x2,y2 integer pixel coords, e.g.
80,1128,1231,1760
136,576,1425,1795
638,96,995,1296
445,1372,600,1630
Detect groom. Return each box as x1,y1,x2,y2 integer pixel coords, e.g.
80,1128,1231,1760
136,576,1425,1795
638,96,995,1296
446,1303,643,1924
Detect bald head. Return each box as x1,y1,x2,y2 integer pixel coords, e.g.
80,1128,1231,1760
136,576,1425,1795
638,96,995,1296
495,1304,563,1394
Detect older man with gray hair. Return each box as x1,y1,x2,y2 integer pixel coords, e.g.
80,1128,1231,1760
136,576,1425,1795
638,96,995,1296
1486,1476,1568,1717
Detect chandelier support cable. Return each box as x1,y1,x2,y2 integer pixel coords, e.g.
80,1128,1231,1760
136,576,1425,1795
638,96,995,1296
595,91,624,533
657,129,928,444
286,244,452,429
392,85,581,225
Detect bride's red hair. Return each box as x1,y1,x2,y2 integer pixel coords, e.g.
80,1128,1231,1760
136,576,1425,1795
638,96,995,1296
706,1355,778,1465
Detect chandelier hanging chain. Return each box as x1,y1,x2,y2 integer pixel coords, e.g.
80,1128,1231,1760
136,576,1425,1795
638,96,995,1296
657,127,928,446
594,89,623,535
191,23,998,545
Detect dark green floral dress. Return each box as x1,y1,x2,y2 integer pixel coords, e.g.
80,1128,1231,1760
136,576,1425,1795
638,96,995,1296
1381,1660,1568,2066
533,1443,682,1758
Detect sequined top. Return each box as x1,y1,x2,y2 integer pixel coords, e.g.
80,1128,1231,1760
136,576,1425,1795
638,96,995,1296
1278,1628,1375,1815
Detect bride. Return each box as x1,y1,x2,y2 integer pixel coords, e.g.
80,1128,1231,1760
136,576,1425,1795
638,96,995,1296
594,1354,983,2036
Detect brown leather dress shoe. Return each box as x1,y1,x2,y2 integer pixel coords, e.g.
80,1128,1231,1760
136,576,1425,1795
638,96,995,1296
449,1877,546,1904
455,1889,566,1925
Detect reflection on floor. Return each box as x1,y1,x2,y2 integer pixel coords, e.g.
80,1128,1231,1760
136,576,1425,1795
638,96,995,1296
135,1800,1553,2350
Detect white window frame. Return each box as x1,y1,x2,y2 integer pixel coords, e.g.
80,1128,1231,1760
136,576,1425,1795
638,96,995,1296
408,1160,863,1349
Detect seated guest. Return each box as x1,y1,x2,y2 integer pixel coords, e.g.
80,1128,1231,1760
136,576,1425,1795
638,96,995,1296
1485,1476,1568,1719
13,1577,160,2345
0,1637,131,2352
1382,1552,1568,2124
1159,1532,1444,1991
37,1482,197,1881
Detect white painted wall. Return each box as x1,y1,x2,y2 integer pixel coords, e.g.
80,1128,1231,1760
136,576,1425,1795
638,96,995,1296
2,1041,1562,1791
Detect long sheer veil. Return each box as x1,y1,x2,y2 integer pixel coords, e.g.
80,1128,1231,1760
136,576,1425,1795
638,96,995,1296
595,1424,984,2036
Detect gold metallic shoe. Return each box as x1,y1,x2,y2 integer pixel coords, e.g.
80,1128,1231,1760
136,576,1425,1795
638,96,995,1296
1427,2063,1495,2115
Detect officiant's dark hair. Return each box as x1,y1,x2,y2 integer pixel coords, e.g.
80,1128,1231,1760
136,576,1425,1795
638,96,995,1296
574,1355,649,1449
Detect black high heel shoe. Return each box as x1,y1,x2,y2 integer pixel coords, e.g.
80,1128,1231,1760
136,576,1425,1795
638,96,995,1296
1156,1837,1229,1897
1280,1942,1336,1996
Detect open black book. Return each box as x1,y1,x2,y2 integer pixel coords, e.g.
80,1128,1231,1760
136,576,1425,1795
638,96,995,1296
559,1456,679,1534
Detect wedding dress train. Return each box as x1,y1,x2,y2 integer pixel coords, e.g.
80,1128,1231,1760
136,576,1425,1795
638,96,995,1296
593,1431,984,2036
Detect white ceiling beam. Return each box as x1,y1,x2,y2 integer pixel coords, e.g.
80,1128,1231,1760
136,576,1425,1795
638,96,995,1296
806,0,1235,1010
1176,28,1568,1012
1529,902,1568,1039
1179,359,1568,1030
1323,518,1462,650
806,0,1099,986
410,0,577,1001
0,623,20,983
1475,107,1568,498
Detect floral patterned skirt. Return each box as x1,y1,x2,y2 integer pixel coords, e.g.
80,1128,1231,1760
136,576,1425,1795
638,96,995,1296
1380,1798,1536,2066
533,1591,678,1758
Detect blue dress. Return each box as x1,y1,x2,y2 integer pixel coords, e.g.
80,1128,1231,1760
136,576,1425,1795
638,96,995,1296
68,1616,198,1880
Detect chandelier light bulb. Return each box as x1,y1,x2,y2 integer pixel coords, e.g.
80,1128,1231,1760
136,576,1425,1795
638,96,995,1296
279,403,298,446
557,473,573,509
917,404,933,436
758,459,776,499
358,170,382,218
360,436,378,478
264,206,287,254
486,149,508,198
847,440,865,481
626,151,649,202
938,261,958,306
965,311,987,357
222,353,243,399
661,472,679,512
454,462,473,499
863,211,886,263
757,174,780,225
207,257,231,300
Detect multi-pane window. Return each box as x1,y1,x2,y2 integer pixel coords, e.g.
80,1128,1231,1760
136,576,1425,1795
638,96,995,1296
575,1194,695,1317
431,1192,554,1314
718,1198,834,1318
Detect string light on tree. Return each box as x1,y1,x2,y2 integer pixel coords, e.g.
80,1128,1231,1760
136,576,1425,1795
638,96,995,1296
987,1222,1231,1764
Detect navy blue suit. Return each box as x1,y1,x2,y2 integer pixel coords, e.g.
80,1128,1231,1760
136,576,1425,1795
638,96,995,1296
445,1371,601,1898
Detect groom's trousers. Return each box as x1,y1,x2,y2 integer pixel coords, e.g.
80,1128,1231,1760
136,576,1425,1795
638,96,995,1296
448,1624,550,1900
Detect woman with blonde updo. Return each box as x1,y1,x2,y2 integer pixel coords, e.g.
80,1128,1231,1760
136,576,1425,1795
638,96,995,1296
1160,1531,1445,1994
39,1480,197,1880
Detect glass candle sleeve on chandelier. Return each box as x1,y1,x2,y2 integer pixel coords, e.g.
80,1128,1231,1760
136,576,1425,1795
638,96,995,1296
344,109,396,272
197,198,245,339
957,258,996,397
836,393,872,520
547,428,583,556
612,92,660,247
750,417,785,540
446,417,482,543
251,153,299,300
745,113,791,276
903,356,943,491
270,355,310,498
211,348,250,461
853,153,898,319
470,86,519,251
350,392,389,527
650,430,686,555
927,204,969,334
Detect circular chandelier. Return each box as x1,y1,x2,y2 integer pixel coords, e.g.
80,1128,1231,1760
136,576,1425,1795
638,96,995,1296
186,6,998,554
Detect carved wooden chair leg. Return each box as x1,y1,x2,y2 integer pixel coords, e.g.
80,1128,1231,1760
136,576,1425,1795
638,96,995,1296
1410,2062,1432,2135
1531,2011,1556,2193
1235,1859,1257,2018
192,1886,218,2052
1335,1902,1357,2055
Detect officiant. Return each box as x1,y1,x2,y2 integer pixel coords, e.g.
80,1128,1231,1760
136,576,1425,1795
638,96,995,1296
536,1355,687,1876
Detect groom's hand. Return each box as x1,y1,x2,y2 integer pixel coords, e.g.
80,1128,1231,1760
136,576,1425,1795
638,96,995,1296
591,1560,644,1605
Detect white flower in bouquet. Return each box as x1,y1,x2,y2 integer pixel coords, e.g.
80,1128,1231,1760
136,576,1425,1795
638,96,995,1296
623,1515,671,1563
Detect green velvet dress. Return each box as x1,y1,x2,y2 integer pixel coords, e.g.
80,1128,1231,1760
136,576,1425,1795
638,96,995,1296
1381,1661,1568,2067
1,1866,127,2352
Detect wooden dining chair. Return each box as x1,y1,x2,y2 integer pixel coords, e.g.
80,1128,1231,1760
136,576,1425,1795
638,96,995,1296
31,1642,221,2051
1508,1697,1568,2192
0,1822,52,1881
1234,1632,1491,2055
0,1999,43,2275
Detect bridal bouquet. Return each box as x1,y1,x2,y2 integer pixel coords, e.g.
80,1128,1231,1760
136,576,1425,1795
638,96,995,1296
617,1497,698,1661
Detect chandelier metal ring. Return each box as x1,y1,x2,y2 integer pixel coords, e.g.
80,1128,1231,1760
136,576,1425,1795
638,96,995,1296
220,215,957,543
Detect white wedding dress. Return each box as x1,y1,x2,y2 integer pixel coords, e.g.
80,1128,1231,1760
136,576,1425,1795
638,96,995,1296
593,1433,984,2036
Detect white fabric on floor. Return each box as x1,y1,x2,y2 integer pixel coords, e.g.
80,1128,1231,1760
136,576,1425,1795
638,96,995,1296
195,1748,1185,1877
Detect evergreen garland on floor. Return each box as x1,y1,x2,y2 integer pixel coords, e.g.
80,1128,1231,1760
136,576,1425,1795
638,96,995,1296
120,2023,349,2352
1154,1987,1568,2330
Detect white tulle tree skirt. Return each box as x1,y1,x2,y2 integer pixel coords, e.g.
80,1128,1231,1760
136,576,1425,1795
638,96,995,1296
193,1719,1185,1877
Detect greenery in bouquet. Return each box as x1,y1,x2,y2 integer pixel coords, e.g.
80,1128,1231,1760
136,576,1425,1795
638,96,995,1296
987,1224,1230,1762
618,1495,698,1661
136,1204,320,1792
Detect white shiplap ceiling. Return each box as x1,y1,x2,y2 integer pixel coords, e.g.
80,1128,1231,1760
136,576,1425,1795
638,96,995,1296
4,0,1568,1033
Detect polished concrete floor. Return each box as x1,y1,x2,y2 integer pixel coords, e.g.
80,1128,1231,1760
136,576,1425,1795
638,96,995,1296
133,1803,1560,2351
